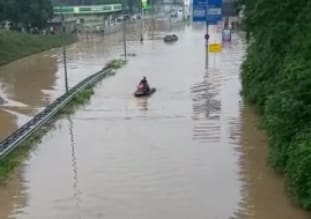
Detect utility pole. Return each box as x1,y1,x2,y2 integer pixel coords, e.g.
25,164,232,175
151,0,155,39
140,0,144,42
182,0,186,21
122,3,127,59
61,5,69,93
205,6,209,69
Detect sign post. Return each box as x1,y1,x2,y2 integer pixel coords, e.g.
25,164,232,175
192,0,222,69
208,43,222,53
192,0,208,22
192,0,223,24
206,0,222,25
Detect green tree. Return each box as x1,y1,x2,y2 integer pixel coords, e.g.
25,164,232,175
2,0,53,29
0,0,4,21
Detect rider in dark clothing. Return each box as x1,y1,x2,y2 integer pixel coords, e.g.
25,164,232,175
139,76,150,92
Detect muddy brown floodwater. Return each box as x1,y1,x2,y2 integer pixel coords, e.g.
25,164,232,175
0,29,134,140
0,23,311,219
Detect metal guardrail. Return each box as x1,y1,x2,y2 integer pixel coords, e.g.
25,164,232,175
0,66,112,159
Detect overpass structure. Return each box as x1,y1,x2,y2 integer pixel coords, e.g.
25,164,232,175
51,4,123,33
53,4,122,15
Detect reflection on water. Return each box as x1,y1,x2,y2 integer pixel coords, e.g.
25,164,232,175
68,116,82,219
0,171,28,219
191,69,222,143
135,97,149,111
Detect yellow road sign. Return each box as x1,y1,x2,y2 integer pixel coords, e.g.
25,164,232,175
208,43,222,53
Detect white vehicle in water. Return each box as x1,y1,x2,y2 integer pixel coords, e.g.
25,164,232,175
177,9,183,18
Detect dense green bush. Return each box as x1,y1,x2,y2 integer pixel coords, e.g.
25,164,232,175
287,133,311,209
241,0,311,209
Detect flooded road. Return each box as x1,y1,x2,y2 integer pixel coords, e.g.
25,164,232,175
239,107,311,219
0,24,311,219
0,29,137,139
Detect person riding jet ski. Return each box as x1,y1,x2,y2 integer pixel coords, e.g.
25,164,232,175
138,76,150,93
134,76,156,97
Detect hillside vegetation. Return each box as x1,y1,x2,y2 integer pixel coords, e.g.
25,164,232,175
0,30,74,65
241,0,311,209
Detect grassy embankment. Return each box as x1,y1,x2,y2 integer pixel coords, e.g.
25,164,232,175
0,59,127,183
0,30,74,65
241,0,311,210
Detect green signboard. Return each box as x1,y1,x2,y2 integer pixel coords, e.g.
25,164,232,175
53,4,122,15
142,0,151,10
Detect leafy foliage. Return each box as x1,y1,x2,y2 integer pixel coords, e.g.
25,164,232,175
0,0,53,29
287,133,311,209
106,59,128,69
241,0,311,209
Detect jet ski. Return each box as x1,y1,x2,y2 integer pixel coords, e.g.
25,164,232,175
134,84,156,97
